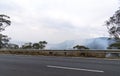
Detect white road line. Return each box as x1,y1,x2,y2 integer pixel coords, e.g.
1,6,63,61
47,65,104,73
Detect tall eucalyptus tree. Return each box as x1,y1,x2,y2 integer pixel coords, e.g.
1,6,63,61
0,14,11,48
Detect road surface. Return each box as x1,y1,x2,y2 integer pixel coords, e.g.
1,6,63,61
0,55,119,76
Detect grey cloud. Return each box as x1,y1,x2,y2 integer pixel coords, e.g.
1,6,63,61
41,18,75,30
0,0,119,43
0,1,21,12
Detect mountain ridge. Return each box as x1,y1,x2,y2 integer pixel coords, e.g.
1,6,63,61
10,37,116,50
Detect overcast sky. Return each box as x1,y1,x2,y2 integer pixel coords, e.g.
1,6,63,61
0,0,119,43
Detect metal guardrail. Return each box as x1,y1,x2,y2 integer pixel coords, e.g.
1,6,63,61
0,49,120,52
0,49,119,58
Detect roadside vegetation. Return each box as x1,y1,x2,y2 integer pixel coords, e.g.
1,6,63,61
0,49,106,58
21,41,47,49
107,42,120,49
73,45,89,50
105,7,120,49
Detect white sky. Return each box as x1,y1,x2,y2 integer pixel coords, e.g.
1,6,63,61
0,0,119,43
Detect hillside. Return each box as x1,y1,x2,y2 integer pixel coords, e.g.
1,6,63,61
46,37,116,50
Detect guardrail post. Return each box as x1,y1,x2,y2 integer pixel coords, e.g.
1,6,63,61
49,52,53,55
64,52,67,56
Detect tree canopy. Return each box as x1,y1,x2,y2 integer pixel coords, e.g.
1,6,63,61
21,41,48,50
73,45,89,50
105,8,120,39
39,41,47,49
107,42,120,49
0,14,11,48
0,14,11,31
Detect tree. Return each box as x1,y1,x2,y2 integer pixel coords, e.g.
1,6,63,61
8,43,19,49
73,45,89,50
33,43,39,49
0,34,11,48
39,41,47,49
0,14,11,48
0,14,11,31
107,42,120,49
21,41,48,49
22,42,32,49
105,8,120,39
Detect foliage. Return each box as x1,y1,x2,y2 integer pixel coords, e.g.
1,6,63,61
0,14,11,31
107,42,120,49
39,41,47,49
33,43,39,49
105,8,120,39
0,34,11,48
22,42,32,49
21,41,48,49
0,14,11,48
73,45,89,50
8,43,19,49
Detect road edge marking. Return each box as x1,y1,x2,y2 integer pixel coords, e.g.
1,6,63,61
47,65,104,73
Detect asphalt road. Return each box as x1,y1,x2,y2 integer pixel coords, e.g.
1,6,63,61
0,55,119,76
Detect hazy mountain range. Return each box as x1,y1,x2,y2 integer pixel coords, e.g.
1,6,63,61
10,37,115,50
46,37,115,50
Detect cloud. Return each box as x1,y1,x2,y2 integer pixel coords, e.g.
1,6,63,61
0,0,119,43
41,18,75,30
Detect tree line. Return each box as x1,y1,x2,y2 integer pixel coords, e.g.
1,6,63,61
21,41,47,49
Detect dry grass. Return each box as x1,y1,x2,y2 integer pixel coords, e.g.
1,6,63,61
0,50,106,58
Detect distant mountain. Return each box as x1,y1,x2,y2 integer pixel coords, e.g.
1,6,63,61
85,37,115,49
46,37,116,50
46,39,89,50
